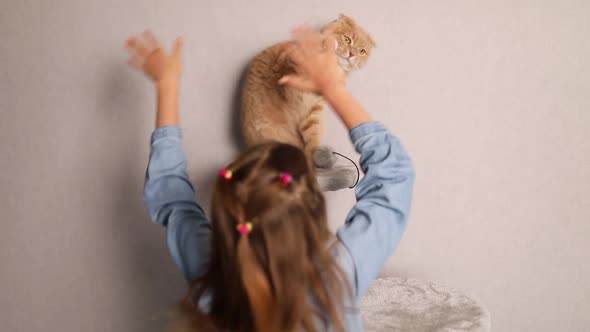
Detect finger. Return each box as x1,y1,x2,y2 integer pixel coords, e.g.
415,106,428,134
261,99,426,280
126,37,150,57
324,34,338,51
286,44,305,65
141,30,161,53
127,55,143,70
290,21,311,34
290,24,303,33
124,37,137,52
291,26,313,56
278,75,316,92
296,27,322,55
173,37,184,57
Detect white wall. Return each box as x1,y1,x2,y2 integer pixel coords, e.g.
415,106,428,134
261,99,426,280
1,0,589,331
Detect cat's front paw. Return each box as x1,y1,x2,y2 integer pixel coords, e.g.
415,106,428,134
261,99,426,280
313,145,337,169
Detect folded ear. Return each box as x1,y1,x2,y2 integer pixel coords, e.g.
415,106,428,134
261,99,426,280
337,14,356,26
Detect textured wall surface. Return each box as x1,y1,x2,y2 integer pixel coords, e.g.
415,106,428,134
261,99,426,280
1,0,589,331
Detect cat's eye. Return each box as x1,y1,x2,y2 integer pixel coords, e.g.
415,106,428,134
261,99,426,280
344,36,352,44
359,49,366,55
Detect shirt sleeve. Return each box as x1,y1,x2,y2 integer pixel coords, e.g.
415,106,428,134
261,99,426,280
143,125,211,282
336,121,415,298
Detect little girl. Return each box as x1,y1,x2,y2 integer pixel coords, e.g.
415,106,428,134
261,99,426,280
126,27,414,332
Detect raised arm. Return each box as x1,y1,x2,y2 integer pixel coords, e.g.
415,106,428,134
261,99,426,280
278,26,372,130
126,31,211,281
338,122,414,297
279,26,415,298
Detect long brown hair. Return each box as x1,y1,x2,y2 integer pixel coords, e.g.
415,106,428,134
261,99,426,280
169,142,350,332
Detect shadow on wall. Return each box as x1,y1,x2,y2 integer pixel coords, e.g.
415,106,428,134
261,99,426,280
100,61,186,331
229,60,251,150
189,60,252,215
94,54,251,330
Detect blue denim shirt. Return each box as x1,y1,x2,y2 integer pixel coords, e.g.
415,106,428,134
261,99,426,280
143,121,415,331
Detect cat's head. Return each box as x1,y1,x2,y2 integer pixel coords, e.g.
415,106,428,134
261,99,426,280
322,14,376,72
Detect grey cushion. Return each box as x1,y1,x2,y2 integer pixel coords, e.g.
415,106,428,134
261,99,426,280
361,278,491,332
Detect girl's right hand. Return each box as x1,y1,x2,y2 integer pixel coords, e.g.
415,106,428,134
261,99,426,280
126,30,184,84
278,26,345,95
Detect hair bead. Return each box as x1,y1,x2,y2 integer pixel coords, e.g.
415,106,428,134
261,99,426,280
236,222,253,235
279,172,293,186
219,168,233,181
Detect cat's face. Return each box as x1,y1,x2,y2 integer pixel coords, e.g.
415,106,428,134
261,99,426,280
322,15,376,72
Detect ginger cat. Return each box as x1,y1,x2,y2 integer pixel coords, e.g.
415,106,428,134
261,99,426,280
241,15,375,166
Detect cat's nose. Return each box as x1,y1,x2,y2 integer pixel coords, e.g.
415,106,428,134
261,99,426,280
347,52,353,59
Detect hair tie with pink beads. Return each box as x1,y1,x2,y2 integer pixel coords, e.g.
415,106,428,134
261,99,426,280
279,172,293,186
236,222,253,236
219,168,233,181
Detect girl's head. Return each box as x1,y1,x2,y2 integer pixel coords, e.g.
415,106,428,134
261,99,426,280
176,142,348,332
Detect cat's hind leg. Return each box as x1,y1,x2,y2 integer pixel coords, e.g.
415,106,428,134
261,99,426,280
313,145,337,169
298,103,324,162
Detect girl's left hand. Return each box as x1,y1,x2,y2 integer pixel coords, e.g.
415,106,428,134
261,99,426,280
125,30,184,83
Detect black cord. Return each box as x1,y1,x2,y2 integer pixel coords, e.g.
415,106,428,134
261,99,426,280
331,151,360,189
